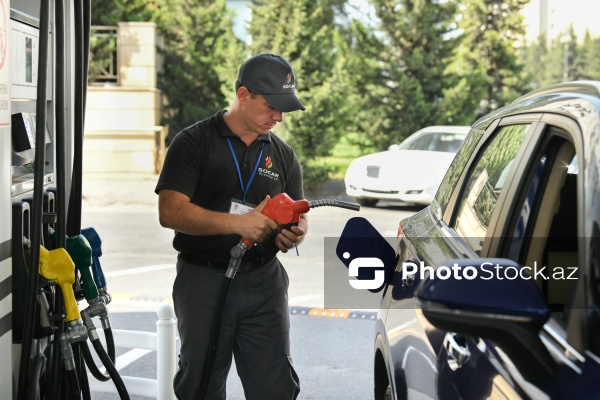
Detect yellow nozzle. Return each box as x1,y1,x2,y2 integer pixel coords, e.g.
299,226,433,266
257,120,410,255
38,246,81,322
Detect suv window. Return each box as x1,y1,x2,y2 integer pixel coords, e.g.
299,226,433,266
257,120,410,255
506,131,578,323
453,125,529,253
435,131,482,212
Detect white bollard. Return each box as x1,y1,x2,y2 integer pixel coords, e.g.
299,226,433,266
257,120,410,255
156,303,177,400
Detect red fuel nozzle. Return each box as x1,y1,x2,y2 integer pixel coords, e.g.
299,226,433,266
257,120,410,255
242,193,309,247
241,193,360,247
262,193,310,225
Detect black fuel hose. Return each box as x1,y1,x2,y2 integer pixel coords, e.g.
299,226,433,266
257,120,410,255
26,353,46,400
66,0,85,237
54,0,67,249
80,340,111,382
308,198,361,211
83,0,91,116
73,339,92,400
64,367,81,399
47,0,67,395
105,327,117,362
16,0,51,397
198,278,232,399
89,340,131,399
79,355,92,400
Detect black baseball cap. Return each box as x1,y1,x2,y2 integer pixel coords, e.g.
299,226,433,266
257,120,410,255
237,53,305,112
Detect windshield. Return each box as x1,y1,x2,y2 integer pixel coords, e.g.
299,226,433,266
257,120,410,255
399,132,467,153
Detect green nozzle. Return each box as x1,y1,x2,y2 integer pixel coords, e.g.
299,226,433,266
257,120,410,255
65,235,98,300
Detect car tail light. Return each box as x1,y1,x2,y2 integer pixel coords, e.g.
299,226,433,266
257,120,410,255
397,223,404,238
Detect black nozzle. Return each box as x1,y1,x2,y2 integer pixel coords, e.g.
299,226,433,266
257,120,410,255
308,199,361,211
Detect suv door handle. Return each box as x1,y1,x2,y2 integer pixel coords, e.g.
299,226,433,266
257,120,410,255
444,332,470,370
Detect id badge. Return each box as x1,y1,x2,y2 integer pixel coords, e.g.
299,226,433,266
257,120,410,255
229,198,256,215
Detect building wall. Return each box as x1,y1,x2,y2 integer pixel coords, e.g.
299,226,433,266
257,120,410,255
84,22,165,174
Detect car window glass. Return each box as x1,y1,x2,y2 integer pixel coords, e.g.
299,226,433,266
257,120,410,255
453,124,529,254
435,131,482,213
399,132,466,153
505,133,578,325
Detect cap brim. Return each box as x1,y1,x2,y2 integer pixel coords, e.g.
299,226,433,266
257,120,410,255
262,93,305,112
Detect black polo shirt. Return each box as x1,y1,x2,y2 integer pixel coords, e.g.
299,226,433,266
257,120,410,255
155,110,304,263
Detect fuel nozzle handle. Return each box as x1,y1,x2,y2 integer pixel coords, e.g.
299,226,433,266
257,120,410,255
81,227,107,289
241,193,310,247
241,193,360,247
38,246,81,323
65,234,99,301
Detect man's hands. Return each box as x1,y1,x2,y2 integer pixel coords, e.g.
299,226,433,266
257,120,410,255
241,196,307,252
275,225,306,253
239,196,279,244
158,191,307,250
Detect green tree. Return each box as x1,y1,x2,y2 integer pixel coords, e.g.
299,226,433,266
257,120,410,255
540,30,577,86
443,0,530,124
521,34,548,90
575,30,600,80
368,0,460,147
339,18,390,152
155,0,245,140
249,0,351,186
90,0,160,25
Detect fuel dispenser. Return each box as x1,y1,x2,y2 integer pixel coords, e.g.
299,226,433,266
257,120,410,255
2,0,131,398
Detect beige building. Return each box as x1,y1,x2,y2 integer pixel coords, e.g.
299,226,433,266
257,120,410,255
84,22,166,174
522,0,600,44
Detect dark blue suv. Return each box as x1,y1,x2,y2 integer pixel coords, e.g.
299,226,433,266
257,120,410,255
344,82,600,399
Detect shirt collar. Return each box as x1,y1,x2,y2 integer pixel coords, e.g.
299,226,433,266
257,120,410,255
216,110,272,143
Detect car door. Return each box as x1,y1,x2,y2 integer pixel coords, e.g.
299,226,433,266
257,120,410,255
434,114,600,399
430,119,535,399
383,119,535,399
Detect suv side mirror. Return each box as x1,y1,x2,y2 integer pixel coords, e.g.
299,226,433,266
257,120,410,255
416,258,556,381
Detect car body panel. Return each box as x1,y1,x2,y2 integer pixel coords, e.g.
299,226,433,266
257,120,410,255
360,81,600,399
345,126,470,205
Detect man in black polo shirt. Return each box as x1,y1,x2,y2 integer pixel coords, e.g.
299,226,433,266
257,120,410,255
155,54,307,399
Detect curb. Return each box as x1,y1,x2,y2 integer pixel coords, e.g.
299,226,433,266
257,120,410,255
106,295,377,320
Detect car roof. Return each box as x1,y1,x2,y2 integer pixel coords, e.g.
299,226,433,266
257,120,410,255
414,125,471,135
472,81,600,132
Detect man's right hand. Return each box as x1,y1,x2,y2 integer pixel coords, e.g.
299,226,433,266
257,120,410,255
238,196,278,244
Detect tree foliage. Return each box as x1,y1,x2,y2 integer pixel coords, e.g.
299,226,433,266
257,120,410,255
249,0,351,186
155,0,245,140
352,0,460,150
90,0,600,185
443,0,530,125
522,27,600,88
90,0,160,26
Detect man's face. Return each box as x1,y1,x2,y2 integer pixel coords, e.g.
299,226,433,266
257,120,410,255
243,90,284,135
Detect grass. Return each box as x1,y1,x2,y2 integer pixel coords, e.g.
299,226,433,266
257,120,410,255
320,136,364,180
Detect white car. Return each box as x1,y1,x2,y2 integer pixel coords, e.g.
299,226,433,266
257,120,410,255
344,125,470,206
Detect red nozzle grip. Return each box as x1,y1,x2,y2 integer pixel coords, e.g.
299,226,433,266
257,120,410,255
242,193,309,247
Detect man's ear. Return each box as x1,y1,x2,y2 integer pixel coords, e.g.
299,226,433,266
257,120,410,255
237,86,252,105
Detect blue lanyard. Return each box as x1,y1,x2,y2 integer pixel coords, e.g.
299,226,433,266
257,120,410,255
227,137,265,203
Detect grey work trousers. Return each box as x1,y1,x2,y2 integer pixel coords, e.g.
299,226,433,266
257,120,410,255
172,257,300,400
